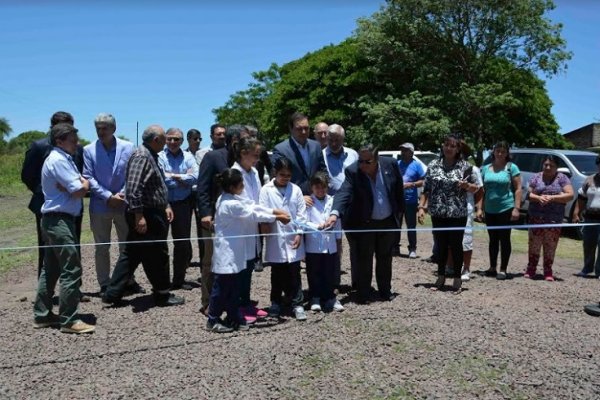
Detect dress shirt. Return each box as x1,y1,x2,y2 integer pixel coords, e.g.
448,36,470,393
324,146,358,194
292,137,310,172
126,144,169,212
369,163,393,220
41,148,84,216
159,149,199,202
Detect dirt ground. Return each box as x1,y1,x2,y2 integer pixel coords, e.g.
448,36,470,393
0,230,599,399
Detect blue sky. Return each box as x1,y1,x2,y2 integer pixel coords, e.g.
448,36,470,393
0,0,598,145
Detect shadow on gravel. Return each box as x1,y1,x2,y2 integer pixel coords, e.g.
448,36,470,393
79,313,97,325
413,283,469,294
130,295,155,313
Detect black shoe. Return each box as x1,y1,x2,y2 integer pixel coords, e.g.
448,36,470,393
424,255,438,264
99,285,107,296
254,259,264,272
171,283,193,291
124,282,146,296
154,293,185,307
379,292,396,302
391,246,401,257
484,269,498,277
101,293,123,305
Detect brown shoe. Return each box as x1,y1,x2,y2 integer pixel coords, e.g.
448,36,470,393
60,321,95,334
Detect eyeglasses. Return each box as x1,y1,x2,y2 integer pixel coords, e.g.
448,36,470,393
358,159,375,165
166,137,182,142
190,137,201,141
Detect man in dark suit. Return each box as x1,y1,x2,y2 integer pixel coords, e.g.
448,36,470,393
21,111,84,277
325,143,405,304
271,112,326,195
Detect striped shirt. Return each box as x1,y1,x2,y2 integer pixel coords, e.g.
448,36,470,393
126,144,169,212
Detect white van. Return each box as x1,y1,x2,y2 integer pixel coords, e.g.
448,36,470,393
379,150,437,171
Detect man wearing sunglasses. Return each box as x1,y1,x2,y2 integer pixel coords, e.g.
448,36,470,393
159,128,199,290
325,143,405,304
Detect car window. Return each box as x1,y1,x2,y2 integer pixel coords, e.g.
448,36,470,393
512,153,543,173
565,154,598,176
416,153,437,166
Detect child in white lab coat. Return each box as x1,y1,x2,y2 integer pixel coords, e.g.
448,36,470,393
304,172,344,313
259,157,308,320
207,169,290,333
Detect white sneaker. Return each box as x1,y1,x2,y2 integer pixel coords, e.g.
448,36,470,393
294,306,307,321
408,251,417,259
461,271,471,282
310,298,321,312
332,299,345,312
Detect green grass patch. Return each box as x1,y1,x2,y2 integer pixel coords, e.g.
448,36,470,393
0,153,27,197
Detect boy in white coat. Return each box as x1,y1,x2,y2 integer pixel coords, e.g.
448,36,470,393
259,157,308,320
207,169,290,333
305,172,344,312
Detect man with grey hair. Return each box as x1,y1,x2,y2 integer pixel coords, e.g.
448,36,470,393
313,122,329,150
102,125,184,307
323,124,358,195
159,127,199,290
83,113,141,295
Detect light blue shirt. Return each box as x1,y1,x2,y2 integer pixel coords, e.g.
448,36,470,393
324,146,358,194
369,163,393,220
158,149,199,202
41,147,84,216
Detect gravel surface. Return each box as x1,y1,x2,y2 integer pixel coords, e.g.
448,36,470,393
1,233,599,399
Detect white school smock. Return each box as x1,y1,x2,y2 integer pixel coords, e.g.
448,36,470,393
259,179,306,263
212,193,276,274
304,194,341,254
232,162,263,260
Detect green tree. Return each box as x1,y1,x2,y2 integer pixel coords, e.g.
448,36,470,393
7,130,47,153
0,117,12,153
356,0,572,161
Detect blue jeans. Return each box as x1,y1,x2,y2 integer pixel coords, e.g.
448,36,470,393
582,219,600,276
400,202,418,251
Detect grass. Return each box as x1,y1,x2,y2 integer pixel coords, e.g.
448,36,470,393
0,153,27,197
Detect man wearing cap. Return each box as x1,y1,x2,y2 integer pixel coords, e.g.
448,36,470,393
395,143,426,259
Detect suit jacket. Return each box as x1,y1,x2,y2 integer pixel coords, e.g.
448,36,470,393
271,138,326,194
83,137,134,213
332,156,405,230
21,137,84,214
197,147,229,218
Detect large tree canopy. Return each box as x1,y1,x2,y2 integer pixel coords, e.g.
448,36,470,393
213,0,572,162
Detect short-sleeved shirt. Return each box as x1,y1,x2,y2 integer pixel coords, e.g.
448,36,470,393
578,174,600,218
398,158,426,204
481,162,521,214
528,172,571,222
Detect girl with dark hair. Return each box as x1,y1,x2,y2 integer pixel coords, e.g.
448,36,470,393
231,137,268,323
417,134,480,293
207,169,290,333
524,155,573,281
259,157,309,320
476,141,522,280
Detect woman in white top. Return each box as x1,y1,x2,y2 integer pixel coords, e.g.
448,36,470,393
208,169,289,333
231,137,268,322
259,157,308,320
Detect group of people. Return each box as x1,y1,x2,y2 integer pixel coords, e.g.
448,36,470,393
23,110,591,334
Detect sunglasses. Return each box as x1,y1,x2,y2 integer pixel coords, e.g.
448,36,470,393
166,137,182,142
358,159,375,165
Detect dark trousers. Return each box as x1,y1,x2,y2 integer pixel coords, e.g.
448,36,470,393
35,212,82,278
105,208,171,299
347,217,396,301
239,258,255,307
169,199,192,286
431,216,467,277
346,234,360,288
485,210,513,271
270,261,303,307
190,194,205,263
399,202,418,251
306,252,336,301
208,273,242,324
33,213,81,326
